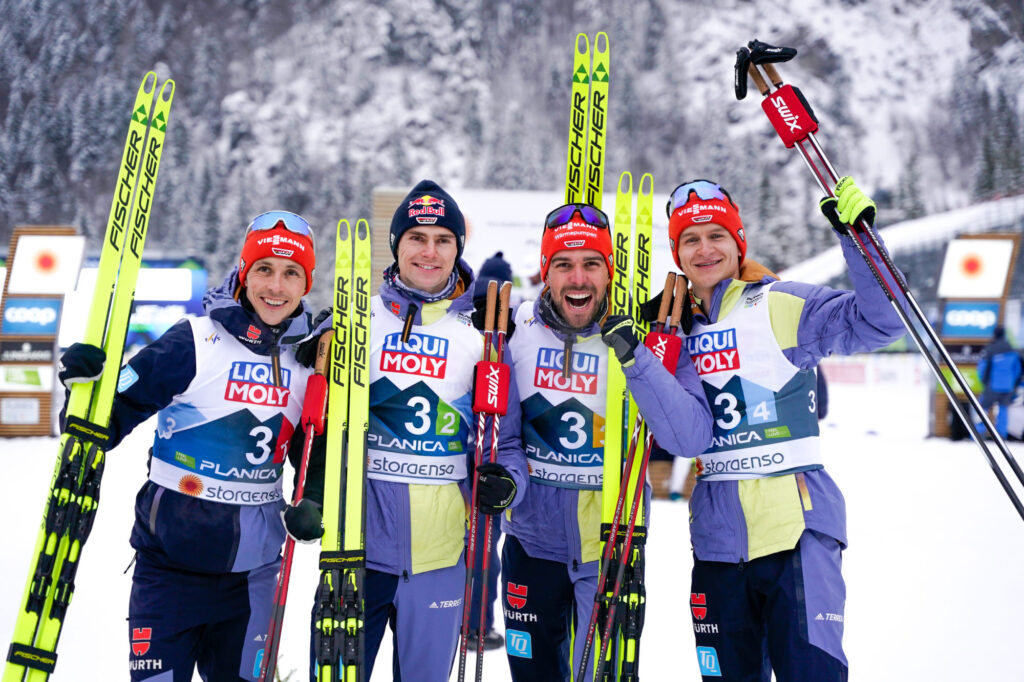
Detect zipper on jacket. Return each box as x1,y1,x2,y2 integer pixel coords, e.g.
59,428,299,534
402,570,410,583
401,304,418,344
572,559,579,573
562,334,574,379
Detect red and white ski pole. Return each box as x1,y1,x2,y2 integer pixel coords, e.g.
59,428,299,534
736,39,1024,522
259,331,332,682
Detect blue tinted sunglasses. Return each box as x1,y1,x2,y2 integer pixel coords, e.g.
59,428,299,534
666,180,737,217
245,210,315,250
544,204,610,230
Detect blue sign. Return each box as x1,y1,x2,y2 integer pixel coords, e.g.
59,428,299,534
941,301,1000,339
2,298,62,335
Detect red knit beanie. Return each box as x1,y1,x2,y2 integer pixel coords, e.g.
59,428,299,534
238,212,316,294
540,212,614,282
668,195,746,269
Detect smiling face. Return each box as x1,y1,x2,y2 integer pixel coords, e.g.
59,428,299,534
675,223,742,302
244,256,306,326
545,248,610,329
396,225,458,293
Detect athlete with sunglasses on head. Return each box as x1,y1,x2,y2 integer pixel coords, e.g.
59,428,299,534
660,178,908,681
496,203,713,681
57,211,328,680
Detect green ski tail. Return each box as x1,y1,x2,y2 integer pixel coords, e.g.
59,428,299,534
5,73,174,682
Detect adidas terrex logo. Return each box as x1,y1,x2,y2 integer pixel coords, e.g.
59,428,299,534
815,612,844,622
770,94,802,133
429,599,462,609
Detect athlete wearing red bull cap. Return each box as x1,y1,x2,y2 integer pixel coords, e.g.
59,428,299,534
301,180,528,681
494,204,712,681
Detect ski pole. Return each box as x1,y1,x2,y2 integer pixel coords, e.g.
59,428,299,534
593,274,686,681
458,280,498,682
577,272,678,680
259,331,332,682
736,39,1024,522
475,281,513,682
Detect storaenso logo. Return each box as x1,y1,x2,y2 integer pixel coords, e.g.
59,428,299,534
130,135,163,257
352,276,370,387
109,129,143,250
567,91,587,191
332,275,350,387
585,91,606,204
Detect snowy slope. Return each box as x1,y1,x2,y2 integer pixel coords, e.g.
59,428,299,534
2,353,1022,681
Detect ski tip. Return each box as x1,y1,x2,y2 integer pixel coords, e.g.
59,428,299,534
158,79,175,104
140,71,158,95
639,173,654,196
337,219,351,240
594,32,609,54
617,171,632,193
575,33,590,55
356,218,369,240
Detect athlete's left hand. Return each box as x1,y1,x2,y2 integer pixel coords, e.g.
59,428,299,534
601,315,640,366
475,462,517,515
295,308,333,367
819,176,876,235
281,498,323,543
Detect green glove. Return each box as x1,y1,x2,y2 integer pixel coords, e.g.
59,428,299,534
819,176,876,236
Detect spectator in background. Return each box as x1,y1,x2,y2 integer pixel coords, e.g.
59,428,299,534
976,325,1022,440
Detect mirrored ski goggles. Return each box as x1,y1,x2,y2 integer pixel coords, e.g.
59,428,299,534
245,210,315,248
666,180,737,217
544,203,610,230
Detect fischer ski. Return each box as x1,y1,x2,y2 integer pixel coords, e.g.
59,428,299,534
563,31,610,209
258,332,332,682
735,38,1024,522
5,72,173,682
316,218,371,682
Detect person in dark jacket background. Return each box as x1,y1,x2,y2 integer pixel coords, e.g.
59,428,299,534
976,325,1023,439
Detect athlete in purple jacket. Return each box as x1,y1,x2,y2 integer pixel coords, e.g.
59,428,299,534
499,203,712,681
664,177,907,680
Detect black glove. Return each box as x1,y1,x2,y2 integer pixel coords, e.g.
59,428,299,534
475,461,517,515
58,343,106,388
601,315,641,366
281,498,323,543
295,308,333,368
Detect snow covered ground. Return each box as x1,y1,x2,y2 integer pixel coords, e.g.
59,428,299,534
2,352,1023,681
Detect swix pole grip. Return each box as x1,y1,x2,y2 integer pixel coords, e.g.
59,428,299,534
472,361,510,416
761,84,819,148
644,332,681,373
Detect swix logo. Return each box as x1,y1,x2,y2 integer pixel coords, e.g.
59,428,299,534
224,362,291,406
690,593,707,621
380,332,448,378
485,364,502,410
247,324,261,340
407,195,446,221
131,627,152,656
687,329,739,375
534,348,599,394
770,93,802,133
507,582,528,609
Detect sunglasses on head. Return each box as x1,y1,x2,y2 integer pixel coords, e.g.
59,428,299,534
665,180,737,217
544,203,610,230
245,210,315,247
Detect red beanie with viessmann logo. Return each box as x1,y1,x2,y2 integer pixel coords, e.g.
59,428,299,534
238,225,316,294
668,196,746,269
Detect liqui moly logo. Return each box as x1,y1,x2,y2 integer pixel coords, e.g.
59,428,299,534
687,329,739,375
534,348,599,394
224,362,291,406
380,332,448,378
